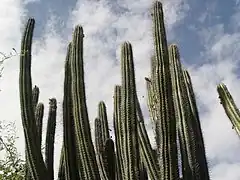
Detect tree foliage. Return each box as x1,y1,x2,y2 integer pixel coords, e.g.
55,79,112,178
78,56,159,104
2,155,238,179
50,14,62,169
0,121,25,179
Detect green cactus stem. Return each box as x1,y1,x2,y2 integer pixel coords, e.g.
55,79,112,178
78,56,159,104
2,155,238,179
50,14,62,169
45,98,57,180
217,83,240,137
135,93,160,180
57,146,65,180
152,1,179,179
98,101,110,142
70,25,100,179
103,138,115,180
120,42,140,180
19,18,48,180
32,85,39,112
113,85,124,180
182,70,210,180
35,103,44,148
95,117,108,180
63,42,80,180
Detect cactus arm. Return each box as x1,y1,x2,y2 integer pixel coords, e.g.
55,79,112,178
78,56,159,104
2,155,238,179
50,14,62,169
183,70,210,179
70,25,100,179
152,2,179,179
95,117,104,154
62,42,80,180
35,103,44,149
57,146,65,180
32,85,39,112
95,117,108,180
169,44,198,179
113,85,124,180
19,18,48,179
98,101,110,141
217,83,240,137
45,98,57,180
95,101,111,180
135,94,161,180
103,139,115,180
120,42,140,179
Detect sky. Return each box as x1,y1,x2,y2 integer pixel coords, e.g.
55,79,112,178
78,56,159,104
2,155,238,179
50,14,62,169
0,0,240,179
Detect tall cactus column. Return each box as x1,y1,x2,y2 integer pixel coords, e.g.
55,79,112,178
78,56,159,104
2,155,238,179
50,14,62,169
151,2,179,179
113,85,125,180
183,70,210,180
19,18,49,180
45,98,57,180
120,42,140,180
62,42,80,180
70,25,100,179
168,44,210,180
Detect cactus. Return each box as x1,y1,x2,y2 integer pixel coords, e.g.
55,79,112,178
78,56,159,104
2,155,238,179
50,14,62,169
136,93,160,180
62,42,80,180
217,83,240,137
35,102,44,148
18,1,216,180
120,42,140,180
32,85,39,111
94,101,112,179
169,44,209,180
102,138,115,180
45,98,57,180
70,25,100,179
151,2,179,179
183,70,210,180
20,18,48,180
113,85,124,180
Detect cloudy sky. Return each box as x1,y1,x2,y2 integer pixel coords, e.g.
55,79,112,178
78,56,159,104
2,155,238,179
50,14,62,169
0,0,240,179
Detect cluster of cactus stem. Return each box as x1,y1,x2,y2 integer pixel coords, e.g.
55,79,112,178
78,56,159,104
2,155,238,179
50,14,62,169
18,1,239,180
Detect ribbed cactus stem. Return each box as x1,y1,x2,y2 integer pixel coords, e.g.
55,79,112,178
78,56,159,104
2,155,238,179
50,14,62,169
120,42,140,180
136,94,160,180
95,117,104,154
19,18,48,180
103,138,115,180
183,70,210,179
95,102,112,180
152,1,179,179
95,117,108,180
217,83,240,137
35,103,44,148
26,88,43,180
57,146,65,180
145,77,157,136
32,85,39,112
98,101,110,143
63,42,80,180
45,98,57,180
113,85,124,180
70,25,100,179
169,44,197,179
